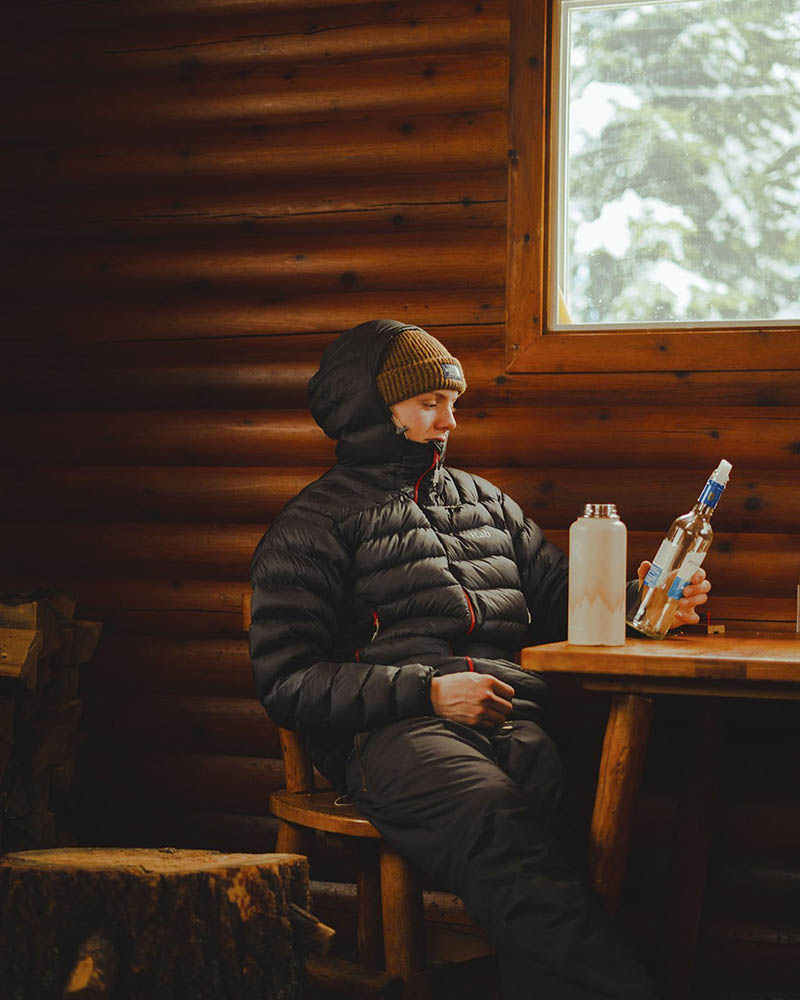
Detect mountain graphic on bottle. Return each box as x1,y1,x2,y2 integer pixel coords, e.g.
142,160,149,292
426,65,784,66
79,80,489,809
626,460,732,640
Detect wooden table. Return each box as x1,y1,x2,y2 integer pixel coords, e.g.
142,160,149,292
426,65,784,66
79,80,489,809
521,632,800,1000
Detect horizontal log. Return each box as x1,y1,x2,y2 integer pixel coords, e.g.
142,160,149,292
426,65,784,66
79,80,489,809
53,580,800,648
80,607,243,639
76,805,280,854
621,906,800,989
85,750,285,813
2,407,797,470
9,51,508,136
624,840,800,924
1,466,798,534
1,110,506,194
5,0,507,81
634,790,800,855
3,230,505,299
703,596,796,626
2,523,261,580
87,695,278,757
0,290,504,346
7,195,506,252
5,341,800,411
6,0,403,27
3,166,507,230
73,579,248,637
705,855,800,923
90,634,253,696
696,917,800,988
1,522,796,594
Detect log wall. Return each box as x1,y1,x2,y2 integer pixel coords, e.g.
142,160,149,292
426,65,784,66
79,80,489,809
2,1,799,995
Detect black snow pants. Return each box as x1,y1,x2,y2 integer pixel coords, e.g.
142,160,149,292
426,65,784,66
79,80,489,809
344,716,657,1000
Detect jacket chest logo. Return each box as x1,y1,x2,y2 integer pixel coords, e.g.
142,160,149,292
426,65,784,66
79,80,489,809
461,528,492,540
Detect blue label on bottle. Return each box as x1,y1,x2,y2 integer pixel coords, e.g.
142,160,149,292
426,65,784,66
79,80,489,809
699,480,724,508
668,576,689,600
644,564,663,587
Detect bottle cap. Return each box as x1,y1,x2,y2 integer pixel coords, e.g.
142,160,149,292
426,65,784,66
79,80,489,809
710,459,733,485
582,503,619,518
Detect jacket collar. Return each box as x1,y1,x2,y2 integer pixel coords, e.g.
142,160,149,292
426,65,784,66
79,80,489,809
336,422,446,492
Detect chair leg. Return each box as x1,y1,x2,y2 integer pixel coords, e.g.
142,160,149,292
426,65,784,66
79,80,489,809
356,844,384,968
379,845,425,982
275,819,315,858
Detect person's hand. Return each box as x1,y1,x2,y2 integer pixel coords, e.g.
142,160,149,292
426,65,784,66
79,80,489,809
637,561,711,628
430,673,515,728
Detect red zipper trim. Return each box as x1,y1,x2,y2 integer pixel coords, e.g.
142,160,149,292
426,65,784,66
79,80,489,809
466,656,475,672
463,589,476,634
413,451,439,504
355,611,381,661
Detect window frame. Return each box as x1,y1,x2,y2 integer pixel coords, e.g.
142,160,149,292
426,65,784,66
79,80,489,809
505,0,800,373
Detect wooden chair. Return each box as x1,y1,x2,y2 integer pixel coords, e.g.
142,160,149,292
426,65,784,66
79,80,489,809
269,728,426,983
243,594,426,985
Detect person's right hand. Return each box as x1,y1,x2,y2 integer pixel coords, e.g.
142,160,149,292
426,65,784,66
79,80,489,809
430,673,515,729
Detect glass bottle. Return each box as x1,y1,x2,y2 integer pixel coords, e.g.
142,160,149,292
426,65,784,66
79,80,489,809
627,460,733,639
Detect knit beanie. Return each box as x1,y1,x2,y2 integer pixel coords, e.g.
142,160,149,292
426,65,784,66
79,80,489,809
376,327,466,407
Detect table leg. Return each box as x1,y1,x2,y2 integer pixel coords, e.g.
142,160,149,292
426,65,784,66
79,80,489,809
589,692,654,916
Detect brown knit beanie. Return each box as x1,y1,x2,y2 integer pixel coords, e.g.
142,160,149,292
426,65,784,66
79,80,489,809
376,327,466,406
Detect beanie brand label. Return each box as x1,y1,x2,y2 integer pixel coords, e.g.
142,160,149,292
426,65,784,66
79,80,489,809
441,362,463,381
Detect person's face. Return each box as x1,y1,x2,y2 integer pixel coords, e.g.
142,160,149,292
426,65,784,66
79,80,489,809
390,389,459,445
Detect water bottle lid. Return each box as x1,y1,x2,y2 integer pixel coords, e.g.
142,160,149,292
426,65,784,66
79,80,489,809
582,503,619,518
710,459,733,485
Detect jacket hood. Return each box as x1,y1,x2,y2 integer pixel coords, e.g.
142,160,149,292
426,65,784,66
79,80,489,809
308,319,409,440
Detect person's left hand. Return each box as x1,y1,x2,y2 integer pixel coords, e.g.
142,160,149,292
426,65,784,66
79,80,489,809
636,561,711,629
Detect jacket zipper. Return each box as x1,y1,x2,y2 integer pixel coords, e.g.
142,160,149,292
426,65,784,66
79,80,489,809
463,589,476,634
413,451,439,504
355,611,381,661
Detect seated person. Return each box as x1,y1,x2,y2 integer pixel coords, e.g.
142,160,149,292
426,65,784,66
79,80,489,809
250,319,709,999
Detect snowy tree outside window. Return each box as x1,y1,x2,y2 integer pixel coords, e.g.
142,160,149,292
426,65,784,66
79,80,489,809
551,0,800,327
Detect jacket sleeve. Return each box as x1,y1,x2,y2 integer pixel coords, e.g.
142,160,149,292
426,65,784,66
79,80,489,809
249,504,435,734
500,492,570,645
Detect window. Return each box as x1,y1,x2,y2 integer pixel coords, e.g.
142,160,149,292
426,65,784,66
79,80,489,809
506,0,800,371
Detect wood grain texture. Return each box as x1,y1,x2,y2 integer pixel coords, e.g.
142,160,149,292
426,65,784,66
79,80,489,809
2,466,797,534
589,694,653,915
270,790,381,838
3,407,797,467
86,694,279,757
0,848,308,1000
89,634,253,695
4,0,508,74
379,846,426,979
3,110,507,190
10,51,509,136
5,342,800,409
505,0,547,366
3,525,796,592
3,0,800,989
86,751,287,813
3,230,506,298
522,635,800,684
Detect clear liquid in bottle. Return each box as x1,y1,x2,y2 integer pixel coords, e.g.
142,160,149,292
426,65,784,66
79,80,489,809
627,460,732,639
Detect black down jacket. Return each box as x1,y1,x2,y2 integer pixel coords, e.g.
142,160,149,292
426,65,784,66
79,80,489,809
249,319,570,789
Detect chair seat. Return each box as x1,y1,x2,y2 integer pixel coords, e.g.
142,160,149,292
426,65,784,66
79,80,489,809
270,788,382,839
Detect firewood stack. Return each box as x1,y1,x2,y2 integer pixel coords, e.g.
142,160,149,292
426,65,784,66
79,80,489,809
0,590,101,855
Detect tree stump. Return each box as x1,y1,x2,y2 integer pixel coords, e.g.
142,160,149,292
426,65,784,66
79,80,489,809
0,847,310,1000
